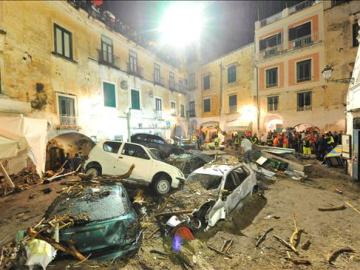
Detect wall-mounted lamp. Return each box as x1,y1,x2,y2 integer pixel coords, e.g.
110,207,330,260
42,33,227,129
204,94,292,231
321,65,354,84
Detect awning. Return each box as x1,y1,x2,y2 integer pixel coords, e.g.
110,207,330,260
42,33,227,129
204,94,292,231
225,118,251,131
0,135,28,160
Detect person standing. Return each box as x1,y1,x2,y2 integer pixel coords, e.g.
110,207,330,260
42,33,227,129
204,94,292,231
240,135,253,163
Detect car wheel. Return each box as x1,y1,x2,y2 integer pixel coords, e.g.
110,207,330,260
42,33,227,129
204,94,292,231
86,167,100,177
153,176,171,195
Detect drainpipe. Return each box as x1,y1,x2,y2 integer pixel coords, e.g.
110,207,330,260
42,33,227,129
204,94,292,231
219,62,223,129
126,109,131,142
256,64,260,134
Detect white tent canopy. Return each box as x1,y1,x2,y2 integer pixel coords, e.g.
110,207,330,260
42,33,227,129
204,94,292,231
0,115,47,175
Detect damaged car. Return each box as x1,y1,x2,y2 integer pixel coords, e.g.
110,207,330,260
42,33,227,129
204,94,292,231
180,162,258,230
85,141,185,195
44,183,141,260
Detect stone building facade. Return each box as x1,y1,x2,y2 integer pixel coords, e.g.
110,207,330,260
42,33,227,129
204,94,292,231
254,0,360,133
0,0,189,146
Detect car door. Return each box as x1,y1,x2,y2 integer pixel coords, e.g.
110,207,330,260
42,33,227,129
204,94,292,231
117,143,153,184
101,141,123,175
224,166,256,214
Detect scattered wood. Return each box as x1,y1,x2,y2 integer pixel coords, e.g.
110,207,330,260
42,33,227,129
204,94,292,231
0,162,15,189
301,240,311,250
221,239,233,253
290,214,302,250
146,228,160,240
154,209,194,218
150,249,169,257
285,258,312,265
335,188,343,194
255,227,273,247
207,244,233,259
273,235,298,254
328,247,355,264
318,204,346,211
345,201,360,215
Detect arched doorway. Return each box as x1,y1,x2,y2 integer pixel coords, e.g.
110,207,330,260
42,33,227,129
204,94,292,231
46,132,95,171
263,114,284,132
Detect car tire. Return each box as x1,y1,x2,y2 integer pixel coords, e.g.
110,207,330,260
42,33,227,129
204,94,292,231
153,176,171,195
86,167,100,177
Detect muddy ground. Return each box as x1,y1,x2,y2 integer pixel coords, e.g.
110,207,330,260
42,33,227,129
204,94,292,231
1,158,360,270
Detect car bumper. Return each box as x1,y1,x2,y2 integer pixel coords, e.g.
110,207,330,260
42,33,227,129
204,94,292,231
172,177,185,189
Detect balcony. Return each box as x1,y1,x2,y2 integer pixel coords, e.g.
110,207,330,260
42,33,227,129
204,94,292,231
188,83,197,90
153,75,165,86
261,45,282,58
58,115,78,129
229,106,237,114
289,0,315,15
97,49,120,69
291,34,313,49
155,110,163,119
187,110,196,118
127,63,143,78
260,12,282,27
169,80,177,91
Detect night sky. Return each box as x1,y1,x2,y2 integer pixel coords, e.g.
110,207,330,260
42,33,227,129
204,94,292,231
104,1,302,62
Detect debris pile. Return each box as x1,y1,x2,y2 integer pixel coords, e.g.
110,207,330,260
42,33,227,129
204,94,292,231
0,167,41,196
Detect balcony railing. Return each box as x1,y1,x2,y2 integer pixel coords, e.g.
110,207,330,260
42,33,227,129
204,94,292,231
187,110,196,118
127,63,143,78
97,49,120,69
169,80,177,91
229,106,237,114
260,12,282,27
59,115,77,127
261,45,282,58
289,0,315,15
291,34,313,49
153,75,165,86
155,110,162,119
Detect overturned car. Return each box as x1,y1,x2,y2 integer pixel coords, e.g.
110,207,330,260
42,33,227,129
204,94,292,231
167,160,258,230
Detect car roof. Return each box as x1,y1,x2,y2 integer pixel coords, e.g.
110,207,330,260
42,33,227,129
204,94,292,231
191,163,245,177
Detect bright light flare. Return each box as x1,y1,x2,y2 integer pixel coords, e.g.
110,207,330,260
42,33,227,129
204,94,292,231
159,2,205,48
240,105,257,122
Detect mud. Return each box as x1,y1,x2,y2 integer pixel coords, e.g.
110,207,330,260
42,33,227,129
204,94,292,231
1,158,360,269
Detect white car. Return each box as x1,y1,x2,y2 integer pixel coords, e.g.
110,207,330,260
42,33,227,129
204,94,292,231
84,141,185,195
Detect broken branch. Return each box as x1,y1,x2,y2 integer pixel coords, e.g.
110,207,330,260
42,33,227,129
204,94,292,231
273,235,298,254
328,247,355,264
155,209,194,218
255,227,273,247
207,244,233,259
285,258,311,265
345,201,360,215
318,204,346,211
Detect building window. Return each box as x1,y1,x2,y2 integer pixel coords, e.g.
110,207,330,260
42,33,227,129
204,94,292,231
228,65,236,83
155,98,162,111
128,50,137,73
331,0,351,7
353,22,359,47
229,95,237,113
289,22,312,47
203,98,211,112
296,59,311,82
297,91,312,111
203,75,210,90
54,24,73,59
169,72,175,89
103,82,116,108
180,104,185,117
131,89,140,110
170,101,176,116
58,95,76,125
100,35,113,64
189,73,196,89
189,101,196,117
267,96,279,112
259,33,282,50
266,67,278,88
154,63,161,83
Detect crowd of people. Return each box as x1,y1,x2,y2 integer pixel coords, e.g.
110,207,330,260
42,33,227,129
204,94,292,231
194,126,343,162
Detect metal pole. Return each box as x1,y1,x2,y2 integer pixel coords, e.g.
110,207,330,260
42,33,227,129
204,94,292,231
256,65,260,134
219,62,223,129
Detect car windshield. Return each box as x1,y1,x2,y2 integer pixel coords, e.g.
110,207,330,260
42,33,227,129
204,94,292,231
46,185,131,222
187,173,222,190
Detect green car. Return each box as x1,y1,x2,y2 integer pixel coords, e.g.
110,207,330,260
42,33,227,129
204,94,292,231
45,183,141,260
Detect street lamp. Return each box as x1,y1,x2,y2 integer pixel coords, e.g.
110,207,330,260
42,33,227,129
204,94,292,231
321,64,354,84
